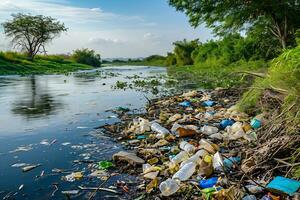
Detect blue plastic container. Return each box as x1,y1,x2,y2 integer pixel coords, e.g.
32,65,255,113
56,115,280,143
250,118,261,129
223,157,241,170
219,119,235,129
178,100,192,107
202,100,216,107
267,176,300,196
199,177,218,189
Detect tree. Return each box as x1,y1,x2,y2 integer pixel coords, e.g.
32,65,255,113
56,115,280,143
72,48,101,67
2,13,67,59
168,0,300,49
173,39,199,66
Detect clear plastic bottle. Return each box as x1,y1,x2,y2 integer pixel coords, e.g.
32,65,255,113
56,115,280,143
151,122,170,138
170,151,189,165
172,162,196,181
201,125,218,135
180,149,209,167
179,141,195,154
159,178,180,196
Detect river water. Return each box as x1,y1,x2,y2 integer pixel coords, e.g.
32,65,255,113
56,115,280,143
0,66,174,199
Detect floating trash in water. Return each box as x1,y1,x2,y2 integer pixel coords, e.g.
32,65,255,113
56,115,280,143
18,184,24,190
64,172,83,182
40,139,50,145
11,163,30,168
77,126,88,129
9,145,33,153
22,164,41,172
61,190,79,195
61,142,71,146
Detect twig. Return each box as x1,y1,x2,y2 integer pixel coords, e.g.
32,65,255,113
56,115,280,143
87,175,112,200
51,184,58,197
78,186,118,194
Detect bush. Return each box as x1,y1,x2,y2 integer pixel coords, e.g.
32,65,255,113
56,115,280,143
238,46,300,133
72,48,101,67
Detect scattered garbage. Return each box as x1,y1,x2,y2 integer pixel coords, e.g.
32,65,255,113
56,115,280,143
219,119,235,129
202,100,216,107
98,161,114,170
266,176,300,196
159,178,180,196
61,190,79,195
102,90,300,199
112,151,145,165
22,164,41,172
11,163,29,168
199,177,219,189
64,172,83,182
178,100,192,107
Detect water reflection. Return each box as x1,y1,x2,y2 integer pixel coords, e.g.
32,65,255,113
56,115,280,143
11,76,62,118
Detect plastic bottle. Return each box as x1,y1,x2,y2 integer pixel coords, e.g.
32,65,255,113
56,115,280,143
213,152,223,171
171,123,182,134
179,149,208,167
170,151,189,165
159,178,180,196
179,141,195,154
201,125,218,135
198,156,213,177
172,162,196,181
199,139,216,153
151,122,170,138
242,195,257,200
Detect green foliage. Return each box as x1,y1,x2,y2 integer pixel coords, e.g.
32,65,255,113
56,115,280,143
0,51,92,75
173,39,199,66
2,13,67,59
72,48,101,68
165,52,177,66
295,29,300,46
105,55,166,67
168,0,300,49
168,59,268,89
238,46,300,131
191,33,280,67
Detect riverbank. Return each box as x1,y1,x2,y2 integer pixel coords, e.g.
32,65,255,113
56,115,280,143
0,52,93,75
100,88,300,199
167,60,268,89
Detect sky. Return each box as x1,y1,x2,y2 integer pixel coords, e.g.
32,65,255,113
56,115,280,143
0,0,213,58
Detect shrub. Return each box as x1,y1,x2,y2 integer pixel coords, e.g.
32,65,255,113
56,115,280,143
72,48,101,67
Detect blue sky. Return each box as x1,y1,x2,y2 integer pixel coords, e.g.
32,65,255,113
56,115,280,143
0,0,213,58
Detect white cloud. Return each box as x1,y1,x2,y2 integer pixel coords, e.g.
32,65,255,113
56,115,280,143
0,0,143,25
0,0,213,58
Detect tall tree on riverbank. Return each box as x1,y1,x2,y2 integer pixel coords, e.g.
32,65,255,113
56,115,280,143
2,13,67,60
168,0,300,49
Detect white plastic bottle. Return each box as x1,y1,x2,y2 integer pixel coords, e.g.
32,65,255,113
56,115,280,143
172,162,196,181
179,141,195,154
180,149,209,167
201,125,218,135
151,122,170,138
159,178,180,196
170,151,189,165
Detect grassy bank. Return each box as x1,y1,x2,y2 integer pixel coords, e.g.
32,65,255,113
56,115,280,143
167,59,269,89
0,52,93,75
103,55,166,67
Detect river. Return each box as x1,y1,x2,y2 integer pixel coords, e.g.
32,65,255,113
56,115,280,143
0,66,174,200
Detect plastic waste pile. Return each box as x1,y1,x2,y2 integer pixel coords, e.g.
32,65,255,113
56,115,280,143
110,90,300,199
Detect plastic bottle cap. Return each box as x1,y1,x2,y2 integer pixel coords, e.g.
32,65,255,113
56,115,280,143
204,155,212,163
